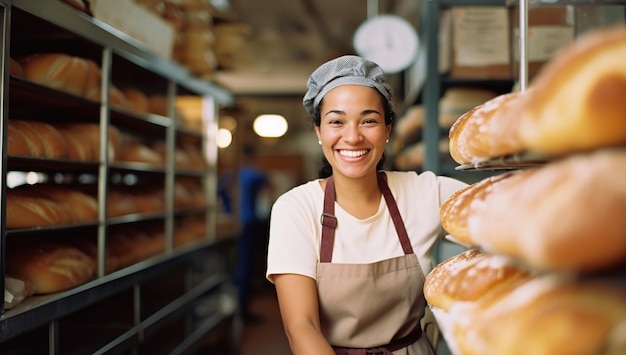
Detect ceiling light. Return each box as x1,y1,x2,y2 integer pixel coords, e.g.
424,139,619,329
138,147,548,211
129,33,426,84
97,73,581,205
217,128,233,148
253,114,288,138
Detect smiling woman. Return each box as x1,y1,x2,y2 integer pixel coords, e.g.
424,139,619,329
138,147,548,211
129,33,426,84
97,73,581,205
265,55,467,355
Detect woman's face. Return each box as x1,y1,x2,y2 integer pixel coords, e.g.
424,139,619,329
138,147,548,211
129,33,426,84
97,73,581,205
315,85,391,180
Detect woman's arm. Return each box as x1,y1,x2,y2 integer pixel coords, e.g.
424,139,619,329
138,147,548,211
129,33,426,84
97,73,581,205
274,274,335,355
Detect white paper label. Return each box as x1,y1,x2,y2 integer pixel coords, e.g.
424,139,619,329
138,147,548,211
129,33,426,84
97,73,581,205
452,7,510,66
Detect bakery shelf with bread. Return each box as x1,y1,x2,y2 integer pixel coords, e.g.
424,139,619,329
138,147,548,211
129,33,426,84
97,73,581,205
424,249,626,355
1,0,235,352
426,21,626,355
449,24,626,169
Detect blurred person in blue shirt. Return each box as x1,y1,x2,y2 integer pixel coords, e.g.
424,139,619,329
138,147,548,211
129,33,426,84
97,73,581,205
236,144,273,323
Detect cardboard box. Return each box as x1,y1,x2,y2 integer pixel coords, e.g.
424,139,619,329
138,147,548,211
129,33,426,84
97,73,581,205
511,6,575,81
450,7,512,79
88,0,175,59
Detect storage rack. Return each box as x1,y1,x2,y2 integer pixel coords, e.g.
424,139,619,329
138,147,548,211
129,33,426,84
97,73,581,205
0,1,238,353
420,0,515,181
422,0,626,175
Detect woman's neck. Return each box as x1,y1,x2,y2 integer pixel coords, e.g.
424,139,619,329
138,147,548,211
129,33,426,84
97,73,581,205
332,172,382,219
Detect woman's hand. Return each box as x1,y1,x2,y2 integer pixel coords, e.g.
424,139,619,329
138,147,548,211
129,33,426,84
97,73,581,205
274,274,335,355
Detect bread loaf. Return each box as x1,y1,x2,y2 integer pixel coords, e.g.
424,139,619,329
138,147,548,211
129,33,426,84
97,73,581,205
448,91,527,165
448,25,626,164
6,243,96,294
6,184,100,227
57,123,122,161
424,249,530,312
7,121,35,157
9,57,24,77
6,189,74,228
452,275,626,355
30,185,98,223
519,25,626,157
439,173,514,246
20,53,90,97
8,120,47,157
122,87,150,113
467,148,626,272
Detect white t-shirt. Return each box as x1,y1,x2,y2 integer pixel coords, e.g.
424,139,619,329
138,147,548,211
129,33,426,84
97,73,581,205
266,171,467,282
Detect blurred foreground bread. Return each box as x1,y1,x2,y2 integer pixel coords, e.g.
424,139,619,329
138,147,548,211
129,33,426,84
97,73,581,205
6,243,95,294
519,25,626,157
451,275,626,355
466,148,626,272
448,25,626,164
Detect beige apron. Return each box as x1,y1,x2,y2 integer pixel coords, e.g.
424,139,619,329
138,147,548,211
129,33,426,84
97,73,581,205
317,173,426,354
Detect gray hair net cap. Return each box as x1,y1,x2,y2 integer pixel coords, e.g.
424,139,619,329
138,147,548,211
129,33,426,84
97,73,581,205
303,55,393,116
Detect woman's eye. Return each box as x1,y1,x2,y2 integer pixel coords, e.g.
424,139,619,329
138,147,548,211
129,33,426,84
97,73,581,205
363,118,378,125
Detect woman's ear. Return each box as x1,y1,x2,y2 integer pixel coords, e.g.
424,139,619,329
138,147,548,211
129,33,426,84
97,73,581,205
315,126,321,142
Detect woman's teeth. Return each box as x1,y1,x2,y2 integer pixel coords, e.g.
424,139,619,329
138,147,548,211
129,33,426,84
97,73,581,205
339,150,367,158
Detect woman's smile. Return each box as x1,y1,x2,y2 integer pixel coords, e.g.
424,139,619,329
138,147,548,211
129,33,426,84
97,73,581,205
338,149,369,158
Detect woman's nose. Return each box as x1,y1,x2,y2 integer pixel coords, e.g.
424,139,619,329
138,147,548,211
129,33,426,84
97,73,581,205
343,124,362,143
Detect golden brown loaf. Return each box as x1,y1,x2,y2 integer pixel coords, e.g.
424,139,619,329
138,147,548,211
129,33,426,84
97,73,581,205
448,25,626,164
519,25,626,157
424,249,530,312
9,57,24,77
6,184,98,228
20,53,90,97
467,148,626,272
448,91,527,165
452,275,626,355
424,249,530,311
439,173,514,246
6,242,96,294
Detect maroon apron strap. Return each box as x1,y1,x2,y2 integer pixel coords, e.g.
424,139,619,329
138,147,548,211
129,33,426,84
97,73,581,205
377,172,414,255
320,173,413,263
320,175,337,263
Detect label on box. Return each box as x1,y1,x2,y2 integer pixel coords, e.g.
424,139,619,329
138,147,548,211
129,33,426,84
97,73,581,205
513,26,574,62
452,7,510,66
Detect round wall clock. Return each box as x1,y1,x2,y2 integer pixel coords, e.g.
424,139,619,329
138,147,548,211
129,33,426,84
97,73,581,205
353,14,419,74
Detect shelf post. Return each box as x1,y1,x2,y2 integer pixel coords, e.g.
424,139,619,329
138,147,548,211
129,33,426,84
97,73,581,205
422,0,441,173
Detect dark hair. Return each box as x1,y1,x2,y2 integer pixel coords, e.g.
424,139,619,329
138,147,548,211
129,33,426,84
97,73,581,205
312,93,395,178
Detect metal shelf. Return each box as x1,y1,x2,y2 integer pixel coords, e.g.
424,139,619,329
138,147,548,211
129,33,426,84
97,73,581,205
0,238,234,341
0,1,237,352
10,0,233,106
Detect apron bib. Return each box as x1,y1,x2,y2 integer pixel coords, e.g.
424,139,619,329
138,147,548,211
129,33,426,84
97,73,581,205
316,173,426,354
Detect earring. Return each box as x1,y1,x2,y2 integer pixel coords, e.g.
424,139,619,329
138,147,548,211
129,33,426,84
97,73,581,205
318,140,322,145
386,138,389,143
